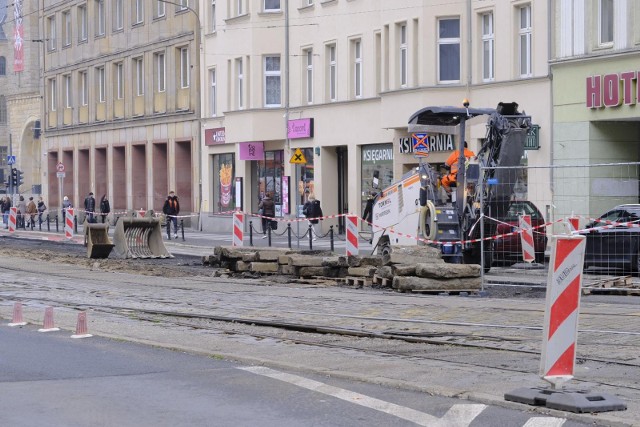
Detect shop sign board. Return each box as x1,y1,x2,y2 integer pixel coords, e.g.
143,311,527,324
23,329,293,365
399,134,455,154
362,146,393,164
205,127,226,145
239,142,264,160
524,125,540,150
586,72,639,109
288,118,314,139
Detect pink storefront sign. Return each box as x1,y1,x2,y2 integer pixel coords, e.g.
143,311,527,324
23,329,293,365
239,142,264,160
287,118,314,139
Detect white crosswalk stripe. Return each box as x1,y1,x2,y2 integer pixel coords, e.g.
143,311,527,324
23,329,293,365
523,417,566,427
239,366,486,426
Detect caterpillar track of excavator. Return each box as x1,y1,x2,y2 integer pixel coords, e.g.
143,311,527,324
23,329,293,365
371,102,532,272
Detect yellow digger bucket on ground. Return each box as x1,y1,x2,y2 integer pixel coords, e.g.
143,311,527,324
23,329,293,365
84,222,116,259
112,217,172,259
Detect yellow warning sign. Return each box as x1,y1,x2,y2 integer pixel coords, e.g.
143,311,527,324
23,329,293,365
289,148,307,164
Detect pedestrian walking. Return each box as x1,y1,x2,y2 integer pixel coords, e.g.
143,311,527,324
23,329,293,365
1,195,9,228
162,190,180,238
25,197,37,228
362,190,377,243
84,192,96,223
258,192,276,238
99,194,111,223
16,196,26,229
303,194,323,241
37,196,47,225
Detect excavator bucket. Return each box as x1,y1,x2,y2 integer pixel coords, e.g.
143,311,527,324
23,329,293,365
112,217,172,259
84,222,115,259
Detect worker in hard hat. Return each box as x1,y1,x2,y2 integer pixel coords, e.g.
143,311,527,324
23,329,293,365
441,141,475,193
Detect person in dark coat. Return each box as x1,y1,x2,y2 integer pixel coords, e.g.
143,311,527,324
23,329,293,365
84,192,96,223
37,197,47,225
162,190,180,238
362,190,377,244
258,192,276,238
99,194,111,223
303,194,322,241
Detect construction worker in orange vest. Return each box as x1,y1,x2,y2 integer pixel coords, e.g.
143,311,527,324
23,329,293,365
441,141,475,193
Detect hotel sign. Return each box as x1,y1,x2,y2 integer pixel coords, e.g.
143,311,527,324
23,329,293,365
586,72,640,108
204,127,226,145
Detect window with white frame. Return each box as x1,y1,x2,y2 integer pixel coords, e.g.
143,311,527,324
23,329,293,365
49,78,57,111
599,0,613,45
518,5,532,77
353,40,362,98
236,58,244,109
46,16,56,51
95,0,105,36
64,75,72,108
134,57,144,96
264,55,281,107
177,0,189,12
264,0,280,12
209,68,217,116
62,10,72,46
437,18,460,83
328,44,336,102
155,0,166,18
116,62,124,99
78,4,88,42
305,49,313,104
399,24,407,87
481,12,494,81
180,47,190,88
113,0,123,31
209,0,216,32
134,0,144,24
96,66,106,103
155,53,166,92
80,71,88,106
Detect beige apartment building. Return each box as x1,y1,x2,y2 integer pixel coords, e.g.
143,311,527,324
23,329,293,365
199,0,552,233
0,0,42,195
42,0,200,220
551,0,640,219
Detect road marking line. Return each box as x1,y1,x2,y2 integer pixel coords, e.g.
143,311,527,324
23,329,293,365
239,366,486,426
523,417,566,427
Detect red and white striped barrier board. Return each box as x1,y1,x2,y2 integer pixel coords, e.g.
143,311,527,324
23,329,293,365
566,217,579,233
519,215,535,263
345,215,359,256
540,234,586,389
233,212,244,247
138,209,146,218
8,207,17,233
65,208,74,239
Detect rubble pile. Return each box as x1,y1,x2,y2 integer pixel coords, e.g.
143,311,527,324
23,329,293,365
203,245,481,292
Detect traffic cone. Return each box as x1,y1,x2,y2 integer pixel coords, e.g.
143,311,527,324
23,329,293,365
8,302,28,327
70,311,93,339
38,306,60,332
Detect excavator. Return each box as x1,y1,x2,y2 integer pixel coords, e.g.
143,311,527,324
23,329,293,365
371,101,532,272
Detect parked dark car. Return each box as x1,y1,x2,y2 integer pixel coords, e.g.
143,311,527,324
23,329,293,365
492,200,547,265
581,204,640,273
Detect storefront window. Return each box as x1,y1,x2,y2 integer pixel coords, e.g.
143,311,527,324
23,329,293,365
213,153,235,213
258,150,284,216
361,143,394,214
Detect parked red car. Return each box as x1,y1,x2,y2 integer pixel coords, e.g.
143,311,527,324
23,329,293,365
492,201,547,265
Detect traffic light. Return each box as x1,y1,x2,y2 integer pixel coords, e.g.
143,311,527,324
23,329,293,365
16,170,24,187
10,168,17,187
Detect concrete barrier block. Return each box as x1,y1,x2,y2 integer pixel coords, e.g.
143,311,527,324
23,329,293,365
393,264,416,276
241,252,259,262
415,263,481,279
392,276,481,291
250,262,279,273
288,256,325,267
298,266,334,277
347,266,377,277
236,261,250,272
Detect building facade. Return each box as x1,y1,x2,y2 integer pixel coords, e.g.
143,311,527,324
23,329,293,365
41,0,201,220
0,0,42,195
199,0,552,232
552,0,640,219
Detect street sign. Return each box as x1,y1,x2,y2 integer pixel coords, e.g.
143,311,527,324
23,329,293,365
289,148,307,164
412,133,430,158
56,172,66,178
7,155,15,165
56,162,65,172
